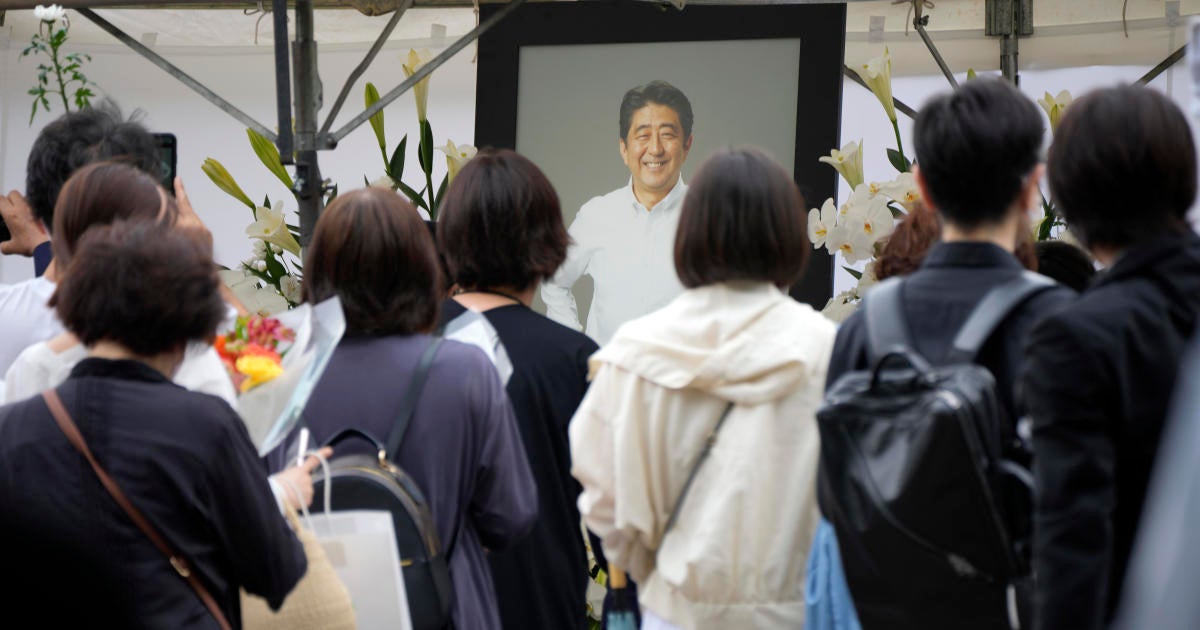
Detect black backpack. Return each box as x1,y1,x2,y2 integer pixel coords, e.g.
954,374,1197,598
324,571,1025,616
312,338,458,630
817,272,1054,626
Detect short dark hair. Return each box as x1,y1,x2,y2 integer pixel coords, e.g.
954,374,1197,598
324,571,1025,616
914,78,1043,229
1035,240,1095,292
54,221,223,356
437,149,568,291
1048,85,1196,248
675,147,808,288
303,188,440,335
26,100,161,230
619,80,694,140
52,161,177,270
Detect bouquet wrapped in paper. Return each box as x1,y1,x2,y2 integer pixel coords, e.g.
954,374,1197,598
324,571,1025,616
216,297,346,455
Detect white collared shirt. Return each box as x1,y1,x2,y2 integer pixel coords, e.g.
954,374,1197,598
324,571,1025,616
0,277,63,393
542,179,687,345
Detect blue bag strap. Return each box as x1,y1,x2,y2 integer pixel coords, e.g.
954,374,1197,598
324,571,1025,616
945,271,1056,364
864,277,913,363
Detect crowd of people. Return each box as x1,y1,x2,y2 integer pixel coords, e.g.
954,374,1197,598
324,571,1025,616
0,75,1195,630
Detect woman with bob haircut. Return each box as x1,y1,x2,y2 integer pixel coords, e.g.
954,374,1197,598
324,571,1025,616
287,187,538,630
3,161,237,408
1021,84,1200,630
0,220,306,626
570,147,836,629
437,149,600,630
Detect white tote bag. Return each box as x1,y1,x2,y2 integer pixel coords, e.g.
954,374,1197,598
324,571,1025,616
310,510,413,630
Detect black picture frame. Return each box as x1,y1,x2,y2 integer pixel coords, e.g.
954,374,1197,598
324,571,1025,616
475,0,846,308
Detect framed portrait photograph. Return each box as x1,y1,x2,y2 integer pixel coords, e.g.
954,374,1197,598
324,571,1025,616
477,1,846,342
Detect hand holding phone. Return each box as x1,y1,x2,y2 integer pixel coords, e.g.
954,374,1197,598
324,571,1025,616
0,191,49,257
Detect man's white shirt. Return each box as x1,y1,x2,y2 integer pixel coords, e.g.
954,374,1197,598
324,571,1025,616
542,179,687,345
0,277,63,393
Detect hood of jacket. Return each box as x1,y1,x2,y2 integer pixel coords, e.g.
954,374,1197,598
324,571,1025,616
589,282,835,406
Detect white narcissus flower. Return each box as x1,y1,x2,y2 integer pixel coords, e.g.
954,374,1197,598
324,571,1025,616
280,275,302,304
34,4,65,23
821,289,861,324
402,48,433,122
852,47,896,122
437,140,477,182
879,172,921,211
1038,90,1073,131
818,140,864,190
826,225,874,264
252,240,268,259
245,201,302,257
847,195,896,245
808,198,838,249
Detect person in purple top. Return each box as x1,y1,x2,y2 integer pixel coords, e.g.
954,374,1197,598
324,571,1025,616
284,187,539,630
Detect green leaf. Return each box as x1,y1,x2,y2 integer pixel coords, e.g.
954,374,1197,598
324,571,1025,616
264,251,287,279
201,158,257,209
389,135,407,181
886,148,911,173
396,180,429,211
418,119,434,176
263,194,272,208
434,174,448,209
886,202,905,218
365,82,387,157
364,175,371,188
843,266,864,280
246,128,294,189
966,68,978,81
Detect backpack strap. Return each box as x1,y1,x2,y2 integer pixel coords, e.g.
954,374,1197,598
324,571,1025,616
945,271,1056,364
385,337,444,460
864,277,913,362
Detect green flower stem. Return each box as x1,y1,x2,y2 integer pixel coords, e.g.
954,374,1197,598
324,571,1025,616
891,118,907,169
424,164,436,219
47,25,70,113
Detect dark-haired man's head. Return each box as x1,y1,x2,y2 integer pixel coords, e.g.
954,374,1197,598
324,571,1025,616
1035,240,1095,293
25,100,161,231
1048,85,1196,252
618,80,694,207
913,79,1044,234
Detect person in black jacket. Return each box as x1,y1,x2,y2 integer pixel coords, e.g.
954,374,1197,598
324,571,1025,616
821,78,1074,630
1020,85,1200,630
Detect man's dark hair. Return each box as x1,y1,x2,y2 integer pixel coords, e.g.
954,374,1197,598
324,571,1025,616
437,149,568,291
619,80,694,140
52,161,178,270
1048,85,1196,249
303,188,440,335
54,221,223,356
675,147,808,289
25,100,160,230
914,78,1043,229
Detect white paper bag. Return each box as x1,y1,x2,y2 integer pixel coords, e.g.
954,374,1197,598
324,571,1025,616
309,510,412,630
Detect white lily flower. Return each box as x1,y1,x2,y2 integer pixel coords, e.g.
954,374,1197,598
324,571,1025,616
34,4,65,23
821,289,861,324
852,47,897,122
847,195,896,245
878,172,921,210
827,224,874,264
1038,90,1073,132
220,269,290,317
370,175,396,190
252,240,268,259
402,48,433,122
808,198,838,249
818,140,864,190
280,275,302,304
437,139,478,182
245,200,302,257
858,264,880,293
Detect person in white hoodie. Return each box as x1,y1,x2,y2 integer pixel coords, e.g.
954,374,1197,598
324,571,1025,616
570,147,836,630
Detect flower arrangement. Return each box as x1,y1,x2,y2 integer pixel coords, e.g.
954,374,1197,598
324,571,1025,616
204,48,476,311
216,315,296,393
22,4,95,123
812,47,1073,322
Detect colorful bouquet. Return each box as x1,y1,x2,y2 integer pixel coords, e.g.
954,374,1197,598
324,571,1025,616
216,315,296,393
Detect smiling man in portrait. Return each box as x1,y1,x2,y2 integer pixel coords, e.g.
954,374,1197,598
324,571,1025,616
542,80,694,345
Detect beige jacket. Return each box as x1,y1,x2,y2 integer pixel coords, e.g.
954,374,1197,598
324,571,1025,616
570,282,836,629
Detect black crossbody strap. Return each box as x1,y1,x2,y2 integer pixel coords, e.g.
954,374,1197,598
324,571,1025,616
946,271,1056,363
662,402,736,537
865,277,913,362
385,337,444,459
